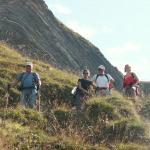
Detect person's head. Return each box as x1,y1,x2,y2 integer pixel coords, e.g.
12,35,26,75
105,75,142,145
124,64,131,73
82,69,90,79
25,62,33,73
98,65,105,74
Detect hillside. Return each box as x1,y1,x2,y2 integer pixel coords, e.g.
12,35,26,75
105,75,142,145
0,0,123,90
0,43,150,150
140,82,150,96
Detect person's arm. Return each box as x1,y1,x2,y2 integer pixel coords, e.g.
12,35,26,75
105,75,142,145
10,79,20,87
38,80,41,86
91,74,96,82
7,79,19,91
8,73,21,89
91,75,97,88
36,73,41,85
88,81,96,96
108,74,115,82
110,77,115,83
91,81,96,89
132,73,139,84
34,73,41,90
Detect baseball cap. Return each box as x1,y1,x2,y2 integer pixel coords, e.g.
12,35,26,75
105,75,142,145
26,62,33,68
98,65,105,70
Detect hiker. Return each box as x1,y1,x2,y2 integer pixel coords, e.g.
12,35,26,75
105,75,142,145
92,65,114,96
123,64,140,97
8,62,41,109
73,69,94,110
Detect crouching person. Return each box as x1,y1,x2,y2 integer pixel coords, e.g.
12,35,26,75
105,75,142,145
8,62,41,109
73,69,94,110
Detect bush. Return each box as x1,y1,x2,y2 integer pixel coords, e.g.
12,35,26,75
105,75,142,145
116,143,149,150
0,108,47,128
101,119,145,142
86,98,116,122
54,107,71,128
106,97,134,118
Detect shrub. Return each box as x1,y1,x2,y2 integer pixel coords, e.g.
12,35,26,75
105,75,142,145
116,143,149,150
86,98,116,122
101,118,145,142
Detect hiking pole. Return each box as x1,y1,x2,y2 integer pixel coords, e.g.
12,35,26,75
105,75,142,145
4,84,10,109
5,92,9,109
36,90,41,112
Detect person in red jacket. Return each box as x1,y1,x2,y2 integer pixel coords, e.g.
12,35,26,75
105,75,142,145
123,64,140,97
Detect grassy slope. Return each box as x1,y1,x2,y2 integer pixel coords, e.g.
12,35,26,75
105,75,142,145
0,43,150,150
0,43,78,107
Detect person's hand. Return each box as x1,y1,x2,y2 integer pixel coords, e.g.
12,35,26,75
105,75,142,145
132,84,139,87
82,89,87,94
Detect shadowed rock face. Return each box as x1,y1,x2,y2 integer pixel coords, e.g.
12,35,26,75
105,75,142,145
140,82,150,96
0,0,123,90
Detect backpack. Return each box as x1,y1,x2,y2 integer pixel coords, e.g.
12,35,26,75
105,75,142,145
71,86,77,96
134,85,141,96
131,73,141,96
124,72,141,96
18,72,39,91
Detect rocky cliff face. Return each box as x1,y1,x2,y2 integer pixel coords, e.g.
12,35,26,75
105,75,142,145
0,0,123,90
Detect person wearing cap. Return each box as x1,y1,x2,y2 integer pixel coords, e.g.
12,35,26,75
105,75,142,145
92,65,114,96
123,64,139,97
8,62,41,109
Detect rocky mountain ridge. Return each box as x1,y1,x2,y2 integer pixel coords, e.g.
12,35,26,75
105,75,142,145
0,0,123,90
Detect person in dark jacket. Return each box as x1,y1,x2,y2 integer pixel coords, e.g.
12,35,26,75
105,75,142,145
73,69,94,110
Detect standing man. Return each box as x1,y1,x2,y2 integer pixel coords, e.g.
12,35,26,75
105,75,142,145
92,65,114,96
8,62,41,109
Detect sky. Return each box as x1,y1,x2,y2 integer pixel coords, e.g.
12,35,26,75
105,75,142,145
44,0,150,81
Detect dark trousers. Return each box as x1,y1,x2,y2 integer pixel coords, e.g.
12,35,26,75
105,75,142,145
74,94,85,110
124,86,135,97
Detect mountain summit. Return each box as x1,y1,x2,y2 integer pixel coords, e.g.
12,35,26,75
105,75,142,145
0,0,123,89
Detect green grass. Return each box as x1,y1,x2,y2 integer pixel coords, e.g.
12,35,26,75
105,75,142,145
86,97,115,122
0,119,109,150
115,143,149,150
